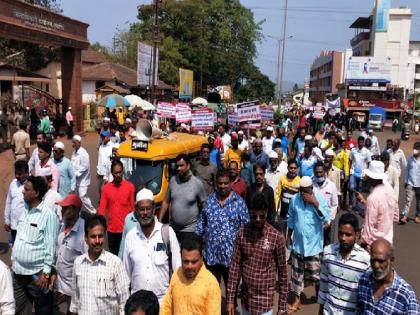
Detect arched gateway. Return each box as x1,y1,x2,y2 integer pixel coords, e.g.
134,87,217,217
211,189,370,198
0,0,89,131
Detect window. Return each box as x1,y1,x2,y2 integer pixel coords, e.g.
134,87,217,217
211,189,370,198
126,159,163,195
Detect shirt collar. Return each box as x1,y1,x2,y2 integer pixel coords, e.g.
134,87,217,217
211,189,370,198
135,217,161,240
83,250,107,264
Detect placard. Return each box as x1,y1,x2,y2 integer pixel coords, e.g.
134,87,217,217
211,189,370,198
176,103,192,123
237,100,261,129
260,107,274,122
157,102,176,118
192,107,214,131
227,112,238,128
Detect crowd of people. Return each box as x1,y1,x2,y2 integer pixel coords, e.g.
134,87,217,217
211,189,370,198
1,108,420,315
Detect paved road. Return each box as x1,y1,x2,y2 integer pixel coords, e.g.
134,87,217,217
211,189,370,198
0,129,419,314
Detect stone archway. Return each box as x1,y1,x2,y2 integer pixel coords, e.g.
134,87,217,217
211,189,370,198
0,0,89,131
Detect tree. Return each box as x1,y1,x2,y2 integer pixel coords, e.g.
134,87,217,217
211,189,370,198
107,0,274,102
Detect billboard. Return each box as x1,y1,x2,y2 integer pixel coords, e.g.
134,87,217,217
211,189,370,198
376,0,391,32
207,85,232,102
137,42,159,86
179,68,193,100
346,57,391,83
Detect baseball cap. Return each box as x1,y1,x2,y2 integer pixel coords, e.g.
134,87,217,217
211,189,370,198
56,194,82,208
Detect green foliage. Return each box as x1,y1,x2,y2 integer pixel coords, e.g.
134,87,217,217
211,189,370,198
106,0,274,102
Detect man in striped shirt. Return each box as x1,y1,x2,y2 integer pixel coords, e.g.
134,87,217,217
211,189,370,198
318,213,370,314
12,175,59,314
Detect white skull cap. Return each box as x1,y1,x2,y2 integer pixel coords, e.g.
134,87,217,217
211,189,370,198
300,176,313,188
72,135,82,142
136,188,154,203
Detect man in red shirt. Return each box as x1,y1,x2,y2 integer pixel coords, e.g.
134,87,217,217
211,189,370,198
98,159,134,255
345,130,357,151
229,160,247,200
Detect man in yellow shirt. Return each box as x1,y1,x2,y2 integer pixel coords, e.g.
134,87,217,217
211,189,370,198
160,237,221,315
224,132,242,168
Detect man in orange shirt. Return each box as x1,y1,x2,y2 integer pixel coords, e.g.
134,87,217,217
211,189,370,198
224,132,242,168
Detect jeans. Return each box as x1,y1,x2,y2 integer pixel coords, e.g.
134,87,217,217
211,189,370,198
108,232,123,256
349,175,364,213
13,273,53,315
402,185,420,217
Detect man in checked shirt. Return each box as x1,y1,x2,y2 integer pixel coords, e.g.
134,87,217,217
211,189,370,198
227,192,288,315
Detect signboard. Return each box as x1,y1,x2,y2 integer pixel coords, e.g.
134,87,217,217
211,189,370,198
156,102,176,118
260,107,274,122
176,103,192,123
237,100,261,129
191,107,214,131
313,106,326,119
376,0,391,32
179,68,193,99
207,85,232,102
137,42,159,86
346,57,391,83
131,139,148,151
227,112,238,128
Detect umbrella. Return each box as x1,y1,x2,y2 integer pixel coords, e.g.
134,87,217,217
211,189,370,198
139,99,155,111
192,97,208,106
125,95,156,111
98,94,131,108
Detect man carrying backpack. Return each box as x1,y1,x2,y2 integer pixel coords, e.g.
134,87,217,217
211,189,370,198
122,188,181,303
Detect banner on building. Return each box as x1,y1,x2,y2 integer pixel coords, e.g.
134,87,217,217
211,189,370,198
179,68,193,100
260,107,274,122
237,100,261,129
376,0,391,32
137,42,159,86
326,97,341,109
176,103,192,123
346,57,391,83
157,102,176,118
191,107,214,131
207,85,232,102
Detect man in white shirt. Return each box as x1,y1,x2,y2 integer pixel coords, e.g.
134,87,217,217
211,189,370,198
0,259,15,315
4,160,28,243
262,126,275,155
218,125,231,153
97,130,113,198
388,138,407,176
123,188,181,303
28,131,47,173
238,130,249,151
38,167,62,220
367,129,381,158
265,150,288,193
71,135,96,215
70,214,130,314
313,161,338,246
65,106,74,139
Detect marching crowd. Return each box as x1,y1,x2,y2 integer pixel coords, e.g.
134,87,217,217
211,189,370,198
1,110,420,315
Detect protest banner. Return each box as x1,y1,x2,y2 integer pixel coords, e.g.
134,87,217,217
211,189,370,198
176,103,192,123
227,112,238,128
313,106,326,119
191,107,214,131
157,102,176,118
260,107,274,122
237,100,261,129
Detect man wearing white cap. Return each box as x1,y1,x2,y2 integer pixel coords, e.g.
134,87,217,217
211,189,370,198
71,135,96,215
237,130,249,151
65,106,73,139
357,161,399,249
38,167,62,220
262,126,275,155
265,151,288,194
53,141,76,198
287,176,330,312
123,188,181,303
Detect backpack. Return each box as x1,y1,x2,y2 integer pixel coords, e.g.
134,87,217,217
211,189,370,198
161,224,173,276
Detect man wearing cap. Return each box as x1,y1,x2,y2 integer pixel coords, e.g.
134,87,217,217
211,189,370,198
65,106,73,139
298,145,317,177
123,188,181,303
52,194,86,312
324,149,341,200
262,126,275,155
98,117,111,147
224,132,242,169
357,161,399,249
237,130,249,151
97,130,113,197
38,167,63,220
250,139,270,170
53,141,76,198
99,160,135,255
388,138,407,177
287,176,330,312
367,129,381,157
71,135,96,215
265,150,288,194
33,141,60,192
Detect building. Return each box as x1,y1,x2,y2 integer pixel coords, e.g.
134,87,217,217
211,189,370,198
342,0,413,116
309,50,345,104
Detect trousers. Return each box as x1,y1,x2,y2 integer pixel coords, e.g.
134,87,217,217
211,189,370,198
402,185,420,217
77,185,96,214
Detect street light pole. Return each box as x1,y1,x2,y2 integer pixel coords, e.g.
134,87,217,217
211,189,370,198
279,0,288,104
151,0,160,104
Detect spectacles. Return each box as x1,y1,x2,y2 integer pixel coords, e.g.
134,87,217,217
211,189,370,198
250,214,266,220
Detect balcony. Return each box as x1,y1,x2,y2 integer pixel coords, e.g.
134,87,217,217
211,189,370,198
350,31,370,47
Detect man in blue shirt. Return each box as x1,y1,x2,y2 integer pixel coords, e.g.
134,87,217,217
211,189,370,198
208,134,221,169
250,139,269,170
53,141,76,198
401,142,420,224
287,176,330,313
357,238,419,314
195,168,249,294
298,145,317,177
294,128,306,158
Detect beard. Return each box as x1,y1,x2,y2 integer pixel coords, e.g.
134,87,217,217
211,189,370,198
372,264,391,281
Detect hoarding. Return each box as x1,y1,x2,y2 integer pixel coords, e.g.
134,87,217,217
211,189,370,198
237,100,261,129
179,68,193,99
376,0,391,32
346,57,391,83
157,102,176,118
137,42,159,86
192,107,214,131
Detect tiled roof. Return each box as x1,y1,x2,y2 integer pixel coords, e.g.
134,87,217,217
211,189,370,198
81,48,107,64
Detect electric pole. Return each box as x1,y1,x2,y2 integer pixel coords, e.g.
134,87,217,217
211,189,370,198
279,0,288,104
151,0,160,104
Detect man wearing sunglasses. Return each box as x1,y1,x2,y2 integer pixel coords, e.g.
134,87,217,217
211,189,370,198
227,192,288,315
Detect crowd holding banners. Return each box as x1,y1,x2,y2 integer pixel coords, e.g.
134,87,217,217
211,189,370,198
1,100,420,315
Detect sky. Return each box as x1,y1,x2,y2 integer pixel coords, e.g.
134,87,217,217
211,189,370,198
61,0,420,87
